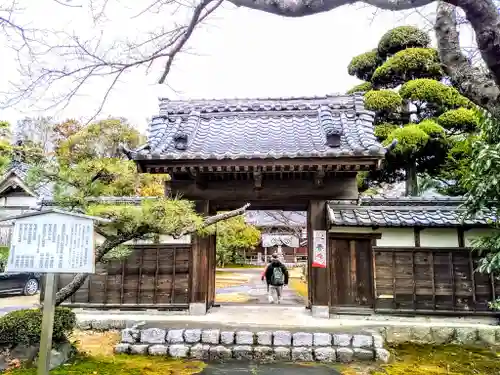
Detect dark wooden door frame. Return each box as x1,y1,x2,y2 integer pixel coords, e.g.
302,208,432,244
329,233,379,313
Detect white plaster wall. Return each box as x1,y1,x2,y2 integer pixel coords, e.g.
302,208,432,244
3,196,37,207
376,228,415,247
420,228,459,248
329,226,492,248
329,226,415,247
464,228,498,247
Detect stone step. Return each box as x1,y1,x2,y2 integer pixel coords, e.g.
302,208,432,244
114,327,389,363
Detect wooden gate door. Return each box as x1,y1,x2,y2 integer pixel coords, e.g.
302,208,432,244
330,237,374,310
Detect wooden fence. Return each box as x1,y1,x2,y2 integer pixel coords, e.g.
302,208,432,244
373,247,500,315
57,244,190,310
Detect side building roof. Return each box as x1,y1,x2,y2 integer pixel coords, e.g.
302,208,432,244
0,161,54,199
328,197,493,228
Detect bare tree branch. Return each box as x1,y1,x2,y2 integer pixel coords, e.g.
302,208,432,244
451,0,500,90
435,1,500,112
158,0,223,83
0,0,224,120
2,0,500,119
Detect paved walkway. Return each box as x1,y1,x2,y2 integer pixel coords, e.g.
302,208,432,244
0,295,38,316
76,304,498,332
216,268,303,305
201,363,340,374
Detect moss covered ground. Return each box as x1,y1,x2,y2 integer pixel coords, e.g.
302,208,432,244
335,344,500,375
370,344,500,375
8,355,206,375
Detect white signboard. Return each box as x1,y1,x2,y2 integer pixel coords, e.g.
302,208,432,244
6,212,95,273
262,234,299,248
312,230,327,268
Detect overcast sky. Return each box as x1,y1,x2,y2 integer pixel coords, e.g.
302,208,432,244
0,0,466,134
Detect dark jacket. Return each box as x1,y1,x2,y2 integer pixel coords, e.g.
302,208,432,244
263,260,289,286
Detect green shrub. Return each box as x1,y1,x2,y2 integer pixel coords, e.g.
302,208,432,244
364,90,402,112
372,48,443,88
378,26,431,58
0,246,8,264
346,81,372,94
399,78,472,109
0,307,76,346
348,49,381,81
374,123,399,141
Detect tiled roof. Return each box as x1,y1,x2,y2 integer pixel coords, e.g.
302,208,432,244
0,161,54,198
328,197,494,227
126,94,386,161
245,211,306,227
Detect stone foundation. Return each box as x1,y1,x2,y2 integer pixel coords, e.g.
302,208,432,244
114,327,390,363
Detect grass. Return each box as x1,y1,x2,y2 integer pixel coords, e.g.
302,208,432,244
330,344,500,375
215,292,251,303
9,331,206,375
7,331,500,375
289,278,308,299
370,344,500,375
215,271,251,289
288,267,308,302
9,355,206,375
219,263,261,269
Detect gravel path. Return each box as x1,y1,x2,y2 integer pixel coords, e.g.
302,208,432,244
216,268,303,305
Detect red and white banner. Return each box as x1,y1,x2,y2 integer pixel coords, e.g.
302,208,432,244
311,230,327,268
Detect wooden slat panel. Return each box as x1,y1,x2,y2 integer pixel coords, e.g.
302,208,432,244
373,247,498,314
330,237,373,308
57,244,190,309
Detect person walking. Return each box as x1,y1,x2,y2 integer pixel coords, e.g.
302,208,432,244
262,253,289,304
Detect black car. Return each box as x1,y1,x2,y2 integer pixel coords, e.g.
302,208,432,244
0,263,40,296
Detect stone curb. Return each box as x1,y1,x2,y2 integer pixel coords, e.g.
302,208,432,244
115,328,390,363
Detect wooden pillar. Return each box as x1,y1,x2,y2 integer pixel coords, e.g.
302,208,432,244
307,200,330,318
189,200,211,315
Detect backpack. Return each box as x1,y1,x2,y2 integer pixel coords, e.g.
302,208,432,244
271,266,285,286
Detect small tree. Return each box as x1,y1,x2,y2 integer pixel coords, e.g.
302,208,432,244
28,117,248,305
464,109,500,309
215,216,261,267
0,121,46,171
348,26,479,196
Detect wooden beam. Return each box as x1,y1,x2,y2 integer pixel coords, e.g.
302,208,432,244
253,169,263,189
138,156,380,171
307,200,330,308
314,170,325,188
170,176,358,203
414,227,421,247
330,233,382,240
189,201,210,305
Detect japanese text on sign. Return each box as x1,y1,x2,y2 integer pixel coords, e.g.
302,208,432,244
312,230,327,268
6,213,95,273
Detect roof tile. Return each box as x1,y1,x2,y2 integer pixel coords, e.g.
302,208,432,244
129,94,385,161
328,197,494,227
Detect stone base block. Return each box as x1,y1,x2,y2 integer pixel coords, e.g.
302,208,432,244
311,305,329,319
189,303,207,316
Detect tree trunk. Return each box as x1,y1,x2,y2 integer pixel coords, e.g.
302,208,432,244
435,2,500,112
226,0,434,17
54,236,132,305
223,0,500,92
53,204,251,306
405,165,418,196
452,0,500,90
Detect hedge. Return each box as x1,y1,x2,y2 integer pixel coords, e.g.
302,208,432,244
0,307,76,347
